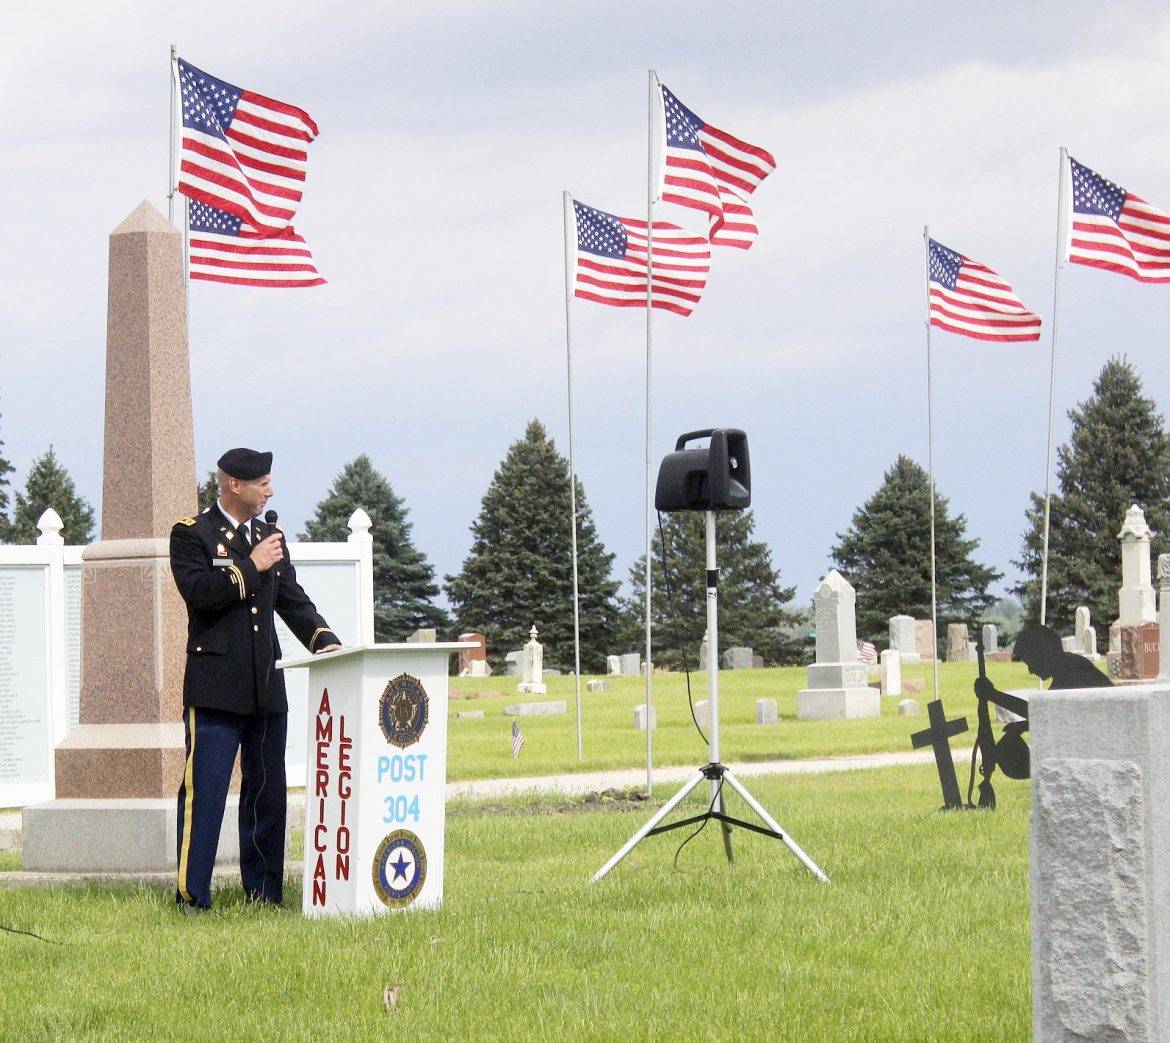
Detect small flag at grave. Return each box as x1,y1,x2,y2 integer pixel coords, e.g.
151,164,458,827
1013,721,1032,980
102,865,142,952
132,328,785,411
175,57,318,234
656,84,776,250
1066,156,1170,283
927,239,1042,342
188,201,325,288
511,719,525,758
856,640,877,665
572,199,710,317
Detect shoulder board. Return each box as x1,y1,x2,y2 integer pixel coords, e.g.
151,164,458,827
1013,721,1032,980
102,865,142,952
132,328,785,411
175,518,197,527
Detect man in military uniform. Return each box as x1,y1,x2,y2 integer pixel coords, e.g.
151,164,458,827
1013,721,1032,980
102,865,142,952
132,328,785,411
171,448,341,912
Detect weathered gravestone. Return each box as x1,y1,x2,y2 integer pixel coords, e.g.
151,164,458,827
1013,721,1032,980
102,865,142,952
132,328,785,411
722,647,753,670
1160,556,1170,680
796,570,879,719
1030,683,1170,1041
755,699,778,725
880,649,901,696
1075,606,1098,659
914,619,936,661
982,623,998,654
620,652,641,676
889,615,921,664
946,623,970,663
457,632,487,674
606,654,621,676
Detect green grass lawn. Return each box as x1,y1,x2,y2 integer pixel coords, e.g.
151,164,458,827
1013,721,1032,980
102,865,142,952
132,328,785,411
446,660,1036,780
0,764,1030,1042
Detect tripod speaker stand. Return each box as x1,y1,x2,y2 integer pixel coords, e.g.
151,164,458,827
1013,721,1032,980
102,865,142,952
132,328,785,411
593,506,829,884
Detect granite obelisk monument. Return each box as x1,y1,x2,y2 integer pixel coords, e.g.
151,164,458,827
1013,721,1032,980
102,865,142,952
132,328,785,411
22,201,234,871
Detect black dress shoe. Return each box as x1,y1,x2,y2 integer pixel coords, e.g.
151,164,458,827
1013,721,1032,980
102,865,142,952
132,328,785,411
177,900,216,916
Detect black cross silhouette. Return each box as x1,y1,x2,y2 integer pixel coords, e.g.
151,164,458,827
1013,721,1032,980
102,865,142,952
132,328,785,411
911,699,969,810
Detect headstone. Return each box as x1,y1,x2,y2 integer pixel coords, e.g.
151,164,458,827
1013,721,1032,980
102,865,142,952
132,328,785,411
966,640,979,662
454,710,484,720
24,202,203,873
1160,556,1170,679
1118,623,1159,681
1030,681,1170,1041
755,699,778,725
698,631,709,672
914,619,936,661
723,647,753,670
634,704,656,730
517,626,547,695
796,570,880,719
1118,504,1156,625
586,679,607,692
606,655,621,675
946,624,969,663
457,632,487,674
619,652,641,677
902,678,926,694
752,654,764,670
504,650,523,676
694,699,710,729
1061,636,1077,653
880,649,902,696
982,623,998,654
897,698,920,716
407,628,437,643
502,700,565,716
466,659,490,678
1075,606,1099,659
889,615,922,664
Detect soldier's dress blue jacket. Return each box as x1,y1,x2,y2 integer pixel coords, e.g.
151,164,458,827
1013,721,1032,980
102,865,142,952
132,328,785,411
170,505,338,909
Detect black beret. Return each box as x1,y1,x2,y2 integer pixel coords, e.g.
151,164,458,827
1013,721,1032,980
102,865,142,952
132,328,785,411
217,448,273,481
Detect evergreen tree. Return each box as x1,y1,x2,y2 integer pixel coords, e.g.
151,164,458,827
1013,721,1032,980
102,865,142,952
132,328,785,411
197,469,219,512
10,446,96,544
623,510,803,668
1014,358,1170,632
445,419,620,672
0,407,13,543
301,454,449,641
830,455,1000,641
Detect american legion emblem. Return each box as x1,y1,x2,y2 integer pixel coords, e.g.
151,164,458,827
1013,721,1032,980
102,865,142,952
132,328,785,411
378,673,429,748
372,828,427,907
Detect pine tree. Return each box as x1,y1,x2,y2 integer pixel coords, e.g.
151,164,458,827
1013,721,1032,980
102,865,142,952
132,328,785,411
623,510,803,669
10,446,96,544
445,419,620,672
830,455,1000,641
301,454,449,641
0,407,13,543
1014,358,1170,632
197,469,219,512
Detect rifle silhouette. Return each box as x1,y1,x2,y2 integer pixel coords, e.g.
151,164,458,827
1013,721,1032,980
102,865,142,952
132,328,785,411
968,637,1031,810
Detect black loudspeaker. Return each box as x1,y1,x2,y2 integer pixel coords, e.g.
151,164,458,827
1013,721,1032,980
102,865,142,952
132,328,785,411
654,428,751,512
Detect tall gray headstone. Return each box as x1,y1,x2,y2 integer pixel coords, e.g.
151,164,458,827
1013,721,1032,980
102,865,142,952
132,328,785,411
796,570,879,720
981,623,998,654
1030,683,1170,1041
946,623,969,663
1119,504,1156,625
889,615,921,664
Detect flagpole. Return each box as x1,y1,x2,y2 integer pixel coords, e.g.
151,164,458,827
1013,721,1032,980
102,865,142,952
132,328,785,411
923,227,942,700
563,191,585,760
643,68,658,794
168,44,178,225
1039,148,1069,627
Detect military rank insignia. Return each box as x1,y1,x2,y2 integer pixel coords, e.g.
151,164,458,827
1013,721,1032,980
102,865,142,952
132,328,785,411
378,673,429,749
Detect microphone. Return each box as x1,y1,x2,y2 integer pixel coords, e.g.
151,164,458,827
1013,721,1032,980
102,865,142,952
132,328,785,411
265,509,279,535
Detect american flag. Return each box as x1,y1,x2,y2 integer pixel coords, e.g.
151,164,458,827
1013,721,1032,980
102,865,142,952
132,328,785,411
1067,156,1170,283
188,201,325,288
928,239,1042,342
573,199,710,317
511,719,525,758
176,58,318,234
657,84,776,250
856,640,877,665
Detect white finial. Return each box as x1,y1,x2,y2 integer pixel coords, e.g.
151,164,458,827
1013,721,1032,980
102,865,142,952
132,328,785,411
36,508,65,546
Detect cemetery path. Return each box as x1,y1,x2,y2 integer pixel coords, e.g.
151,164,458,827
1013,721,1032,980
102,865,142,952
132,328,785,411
0,748,966,873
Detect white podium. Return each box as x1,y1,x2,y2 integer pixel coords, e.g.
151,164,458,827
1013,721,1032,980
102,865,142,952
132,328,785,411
279,642,471,917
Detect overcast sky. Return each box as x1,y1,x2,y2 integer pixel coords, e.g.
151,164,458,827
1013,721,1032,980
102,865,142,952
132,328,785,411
3,2,1170,614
